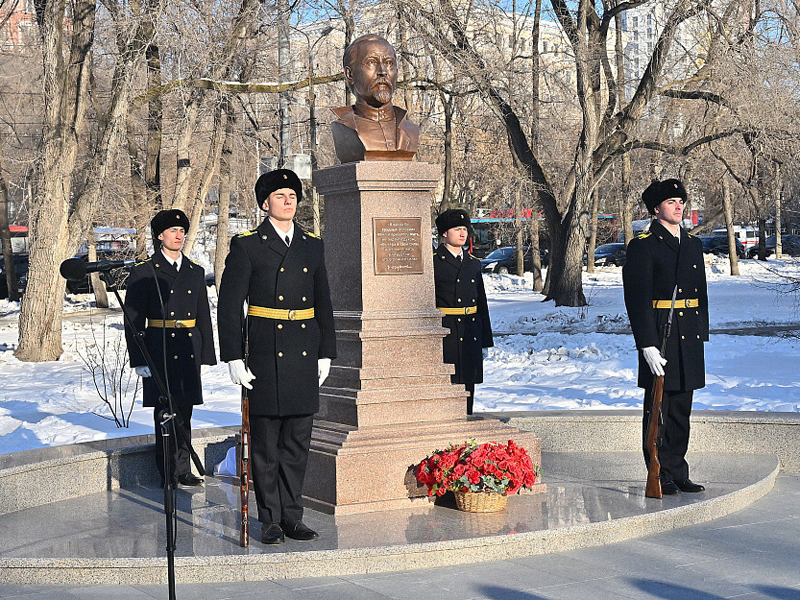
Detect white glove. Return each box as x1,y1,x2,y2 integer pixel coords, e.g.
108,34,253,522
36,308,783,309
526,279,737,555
642,346,667,377
228,359,256,390
318,358,331,387
482,348,489,359
135,366,151,378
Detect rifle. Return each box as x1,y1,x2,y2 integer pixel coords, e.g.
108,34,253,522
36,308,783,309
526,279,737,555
644,285,678,499
239,304,251,547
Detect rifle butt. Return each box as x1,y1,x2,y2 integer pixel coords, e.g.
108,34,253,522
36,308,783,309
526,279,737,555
644,375,665,499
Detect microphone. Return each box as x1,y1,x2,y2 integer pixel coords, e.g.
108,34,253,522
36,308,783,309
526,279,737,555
60,257,136,281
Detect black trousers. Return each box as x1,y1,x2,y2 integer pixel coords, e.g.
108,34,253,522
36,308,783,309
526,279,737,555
250,414,314,525
153,404,193,482
642,388,693,482
465,382,476,415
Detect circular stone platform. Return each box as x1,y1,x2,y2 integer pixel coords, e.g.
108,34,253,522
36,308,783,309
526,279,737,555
0,442,779,584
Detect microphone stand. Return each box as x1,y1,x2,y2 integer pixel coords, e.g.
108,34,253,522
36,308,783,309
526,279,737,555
100,270,184,600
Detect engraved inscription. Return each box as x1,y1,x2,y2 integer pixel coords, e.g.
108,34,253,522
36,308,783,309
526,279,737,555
373,217,424,275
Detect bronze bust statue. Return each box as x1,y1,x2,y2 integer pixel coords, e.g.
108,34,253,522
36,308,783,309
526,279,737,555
331,34,420,163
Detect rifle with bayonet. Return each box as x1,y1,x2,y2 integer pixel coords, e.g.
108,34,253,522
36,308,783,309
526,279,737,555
644,285,678,499
239,304,251,547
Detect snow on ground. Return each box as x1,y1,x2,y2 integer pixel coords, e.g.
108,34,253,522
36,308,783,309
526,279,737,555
0,254,799,455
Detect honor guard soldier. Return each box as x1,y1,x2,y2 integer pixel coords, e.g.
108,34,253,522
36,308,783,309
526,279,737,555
217,169,336,545
124,209,216,487
623,179,709,495
433,209,493,415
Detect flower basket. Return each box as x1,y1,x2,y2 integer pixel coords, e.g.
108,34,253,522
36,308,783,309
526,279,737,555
414,439,540,512
454,490,508,513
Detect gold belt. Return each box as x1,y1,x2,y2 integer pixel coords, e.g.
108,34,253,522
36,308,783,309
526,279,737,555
652,299,699,309
147,319,196,329
437,306,478,315
248,305,315,321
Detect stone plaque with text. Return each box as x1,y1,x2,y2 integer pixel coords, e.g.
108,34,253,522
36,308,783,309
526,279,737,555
372,217,424,275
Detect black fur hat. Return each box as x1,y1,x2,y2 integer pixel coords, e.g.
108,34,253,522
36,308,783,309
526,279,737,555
255,169,303,211
642,178,687,214
151,209,190,242
435,209,472,236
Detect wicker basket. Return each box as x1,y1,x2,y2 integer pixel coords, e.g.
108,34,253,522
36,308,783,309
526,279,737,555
453,490,508,513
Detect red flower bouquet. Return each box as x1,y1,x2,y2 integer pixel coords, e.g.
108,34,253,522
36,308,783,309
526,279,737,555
414,439,540,497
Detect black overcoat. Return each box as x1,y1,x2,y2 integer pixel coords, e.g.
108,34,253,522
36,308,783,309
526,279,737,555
123,252,216,408
433,244,493,386
217,219,336,417
622,220,709,392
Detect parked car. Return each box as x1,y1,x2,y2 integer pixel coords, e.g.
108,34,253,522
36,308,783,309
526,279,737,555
747,234,800,258
699,235,747,259
0,253,29,299
64,250,134,295
480,246,548,275
591,243,627,267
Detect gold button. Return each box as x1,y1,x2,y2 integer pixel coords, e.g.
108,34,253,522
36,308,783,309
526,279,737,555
171,333,176,338
457,298,461,302
471,279,475,283
681,335,685,340
302,296,307,302
170,290,174,294
190,354,194,358
693,265,697,269
694,288,698,292
303,268,308,273
696,335,700,339
473,337,477,341
188,333,192,337
302,351,307,356
679,311,684,317
456,279,460,282
301,323,306,329
278,295,284,301
278,352,283,357
280,267,285,272
187,290,192,294
459,337,463,341
277,324,283,329
472,317,476,322
173,355,178,359
695,311,699,315
678,289,682,293
457,318,461,322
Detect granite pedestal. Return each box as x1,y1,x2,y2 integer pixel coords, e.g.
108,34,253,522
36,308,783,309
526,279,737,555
308,162,541,514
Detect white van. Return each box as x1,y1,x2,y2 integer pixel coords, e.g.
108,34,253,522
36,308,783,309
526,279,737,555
712,226,758,251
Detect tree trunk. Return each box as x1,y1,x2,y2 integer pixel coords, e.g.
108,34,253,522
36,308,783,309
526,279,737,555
214,98,236,290
0,153,19,302
277,0,292,166
88,241,110,308
17,0,96,362
722,175,739,276
441,92,454,210
774,163,782,259
515,188,524,276
586,188,599,274
530,211,543,293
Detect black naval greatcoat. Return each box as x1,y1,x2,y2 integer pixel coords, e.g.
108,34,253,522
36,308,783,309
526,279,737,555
433,244,493,386
217,219,336,417
622,220,709,392
124,252,217,409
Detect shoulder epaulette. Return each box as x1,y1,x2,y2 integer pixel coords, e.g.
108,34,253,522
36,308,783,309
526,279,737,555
636,231,652,240
306,231,320,239
134,257,152,267
236,229,257,238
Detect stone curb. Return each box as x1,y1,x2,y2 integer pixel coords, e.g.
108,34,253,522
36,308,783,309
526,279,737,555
0,456,779,584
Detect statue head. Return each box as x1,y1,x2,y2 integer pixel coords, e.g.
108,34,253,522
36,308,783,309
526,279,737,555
343,34,398,108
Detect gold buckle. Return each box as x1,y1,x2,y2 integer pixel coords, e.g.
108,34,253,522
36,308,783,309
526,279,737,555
287,310,297,321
